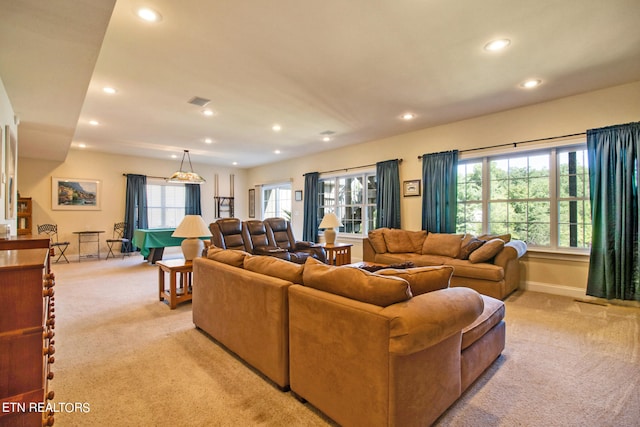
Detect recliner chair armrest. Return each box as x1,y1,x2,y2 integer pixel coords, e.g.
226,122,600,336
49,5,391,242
253,246,291,260
294,240,320,249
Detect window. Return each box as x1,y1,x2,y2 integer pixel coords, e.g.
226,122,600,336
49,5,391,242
318,171,376,236
456,144,591,250
262,183,291,220
147,181,186,228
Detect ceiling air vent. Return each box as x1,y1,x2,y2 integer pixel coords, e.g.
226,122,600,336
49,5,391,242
188,96,211,107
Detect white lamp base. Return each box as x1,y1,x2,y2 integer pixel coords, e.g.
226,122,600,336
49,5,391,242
181,238,204,261
324,228,337,245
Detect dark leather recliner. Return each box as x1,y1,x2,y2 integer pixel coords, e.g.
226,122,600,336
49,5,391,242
264,217,326,264
242,220,291,260
209,218,249,251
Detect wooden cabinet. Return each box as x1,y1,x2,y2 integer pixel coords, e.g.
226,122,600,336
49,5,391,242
17,198,33,236
0,248,55,426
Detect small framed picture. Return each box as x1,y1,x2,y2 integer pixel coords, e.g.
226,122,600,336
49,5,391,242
403,179,421,197
248,188,256,218
295,190,303,201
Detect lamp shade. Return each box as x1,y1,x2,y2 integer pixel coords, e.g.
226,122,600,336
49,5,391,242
172,215,212,238
319,212,343,229
172,215,212,261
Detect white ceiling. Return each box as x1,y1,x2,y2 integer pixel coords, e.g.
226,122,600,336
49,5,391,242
2,0,640,168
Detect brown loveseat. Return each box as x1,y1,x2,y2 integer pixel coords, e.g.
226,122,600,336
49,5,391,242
193,248,507,426
363,228,527,300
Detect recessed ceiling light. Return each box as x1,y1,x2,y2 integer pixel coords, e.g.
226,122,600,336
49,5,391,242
103,87,117,94
202,109,215,116
78,143,87,148
171,154,178,159
232,162,238,166
401,113,416,121
274,150,281,154
89,120,99,126
272,124,282,132
204,138,213,144
520,79,542,89
322,136,332,142
136,7,162,22
484,39,511,51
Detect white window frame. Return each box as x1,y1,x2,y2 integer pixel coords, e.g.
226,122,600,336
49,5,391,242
318,170,376,237
146,179,186,229
261,182,292,220
456,138,591,254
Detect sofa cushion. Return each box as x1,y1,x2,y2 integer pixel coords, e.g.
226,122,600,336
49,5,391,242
375,265,453,296
368,228,389,253
458,237,486,260
244,254,304,284
383,229,427,253
421,233,464,258
461,295,505,350
207,247,250,268
468,238,505,263
446,259,504,281
303,257,412,307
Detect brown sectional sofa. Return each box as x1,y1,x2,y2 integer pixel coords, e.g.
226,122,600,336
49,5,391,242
363,228,527,300
193,247,507,426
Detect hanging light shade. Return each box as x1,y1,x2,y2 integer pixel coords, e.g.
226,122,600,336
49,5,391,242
167,150,206,184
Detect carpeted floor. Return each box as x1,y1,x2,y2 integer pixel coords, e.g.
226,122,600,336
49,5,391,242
49,252,640,426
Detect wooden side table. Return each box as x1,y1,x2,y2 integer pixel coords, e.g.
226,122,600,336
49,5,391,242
322,243,353,266
157,259,193,309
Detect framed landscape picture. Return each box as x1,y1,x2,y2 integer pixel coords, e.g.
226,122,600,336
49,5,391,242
52,177,102,210
403,179,421,197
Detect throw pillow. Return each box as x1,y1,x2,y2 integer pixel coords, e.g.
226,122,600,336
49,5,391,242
244,255,304,284
468,238,505,263
207,247,249,268
302,258,412,307
383,229,427,253
421,233,464,258
375,265,454,295
368,228,389,253
478,233,512,243
458,238,486,260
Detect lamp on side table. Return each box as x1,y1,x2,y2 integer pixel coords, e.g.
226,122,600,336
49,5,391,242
172,215,212,261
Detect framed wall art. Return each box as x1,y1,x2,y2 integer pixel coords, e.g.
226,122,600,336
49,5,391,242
295,190,303,201
403,179,421,197
248,188,255,218
52,177,102,210
5,125,17,219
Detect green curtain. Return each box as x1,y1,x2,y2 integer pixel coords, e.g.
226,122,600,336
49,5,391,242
375,159,401,229
302,172,319,242
586,122,640,301
185,184,202,215
421,150,458,233
124,174,148,253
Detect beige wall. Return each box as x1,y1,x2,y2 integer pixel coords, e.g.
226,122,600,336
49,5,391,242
18,149,246,257
247,80,640,297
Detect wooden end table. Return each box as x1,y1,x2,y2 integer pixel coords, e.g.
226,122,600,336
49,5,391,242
157,259,193,309
321,242,353,266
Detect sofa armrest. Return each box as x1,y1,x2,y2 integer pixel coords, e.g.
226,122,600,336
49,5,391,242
382,287,484,355
363,238,376,262
493,240,527,269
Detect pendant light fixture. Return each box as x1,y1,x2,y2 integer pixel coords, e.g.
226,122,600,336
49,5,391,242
167,150,206,184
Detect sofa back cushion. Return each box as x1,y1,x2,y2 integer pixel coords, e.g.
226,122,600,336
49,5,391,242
468,238,505,263
383,229,427,253
303,258,412,307
421,233,464,258
207,247,250,268
458,237,486,260
375,265,454,296
244,254,304,284
368,228,389,253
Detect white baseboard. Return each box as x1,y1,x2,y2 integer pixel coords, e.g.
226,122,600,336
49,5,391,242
522,281,587,299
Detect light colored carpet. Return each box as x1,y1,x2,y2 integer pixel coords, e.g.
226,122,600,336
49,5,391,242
49,252,640,426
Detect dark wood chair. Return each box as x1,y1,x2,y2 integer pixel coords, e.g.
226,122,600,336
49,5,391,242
106,222,131,259
37,223,70,263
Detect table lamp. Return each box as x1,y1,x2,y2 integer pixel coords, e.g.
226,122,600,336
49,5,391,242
172,215,212,261
319,212,343,245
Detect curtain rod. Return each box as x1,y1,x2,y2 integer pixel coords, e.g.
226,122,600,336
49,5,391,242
122,173,167,180
304,158,403,176
417,132,586,159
